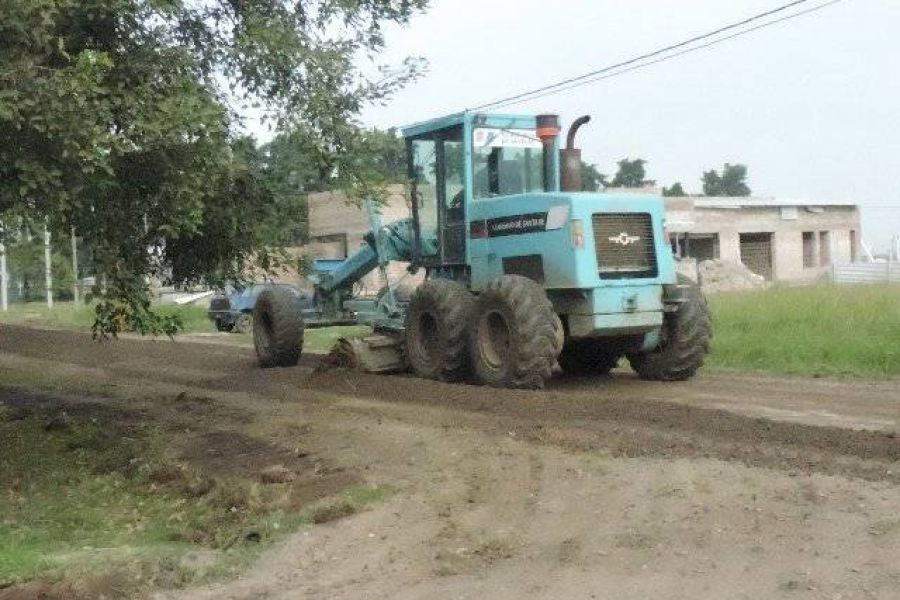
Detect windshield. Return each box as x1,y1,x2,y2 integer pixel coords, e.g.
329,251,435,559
472,128,544,199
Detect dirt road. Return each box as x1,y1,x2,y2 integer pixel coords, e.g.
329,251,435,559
2,325,899,599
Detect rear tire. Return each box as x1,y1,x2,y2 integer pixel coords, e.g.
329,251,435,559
404,279,474,381
627,276,711,381
468,275,562,389
253,288,304,368
558,340,620,376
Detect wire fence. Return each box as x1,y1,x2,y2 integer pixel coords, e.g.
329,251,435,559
832,262,900,285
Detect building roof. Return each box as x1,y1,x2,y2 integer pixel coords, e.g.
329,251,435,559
400,111,540,138
689,197,858,209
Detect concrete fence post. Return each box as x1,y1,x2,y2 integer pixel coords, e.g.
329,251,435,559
44,223,53,309
71,227,79,304
0,224,7,312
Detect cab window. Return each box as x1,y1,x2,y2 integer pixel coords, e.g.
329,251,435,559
472,128,544,199
410,138,438,235
442,132,465,211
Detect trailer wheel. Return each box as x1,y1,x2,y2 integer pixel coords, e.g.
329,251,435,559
558,340,621,376
233,312,252,334
404,279,474,381
468,275,562,389
627,276,711,381
253,288,304,368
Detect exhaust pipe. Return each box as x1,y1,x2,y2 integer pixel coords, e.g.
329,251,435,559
536,114,560,192
560,115,591,192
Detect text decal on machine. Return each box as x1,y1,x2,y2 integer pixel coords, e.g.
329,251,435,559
483,212,548,237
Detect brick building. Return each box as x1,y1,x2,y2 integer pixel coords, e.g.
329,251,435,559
665,197,861,282
302,185,419,294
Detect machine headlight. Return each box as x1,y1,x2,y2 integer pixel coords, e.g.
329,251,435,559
570,219,584,249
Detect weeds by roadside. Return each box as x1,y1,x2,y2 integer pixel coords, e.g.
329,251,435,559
0,389,387,598
707,284,900,377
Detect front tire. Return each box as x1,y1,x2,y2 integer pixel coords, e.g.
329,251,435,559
468,275,562,389
404,279,474,381
627,276,711,381
253,288,304,368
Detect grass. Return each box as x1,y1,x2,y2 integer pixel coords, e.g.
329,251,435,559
0,406,198,588
0,393,387,593
0,302,371,353
0,301,97,330
157,304,217,334
304,325,372,354
0,301,214,334
707,284,900,377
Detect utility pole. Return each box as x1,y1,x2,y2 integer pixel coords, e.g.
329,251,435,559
70,227,79,304
44,223,53,309
0,223,8,312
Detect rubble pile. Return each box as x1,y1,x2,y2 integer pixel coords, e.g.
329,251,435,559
697,259,769,294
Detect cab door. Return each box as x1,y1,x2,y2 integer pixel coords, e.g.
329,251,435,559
438,126,466,264
408,125,466,266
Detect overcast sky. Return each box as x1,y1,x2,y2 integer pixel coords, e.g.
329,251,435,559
256,0,900,251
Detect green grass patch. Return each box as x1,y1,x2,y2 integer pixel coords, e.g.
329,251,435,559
0,302,370,353
0,301,97,330
151,304,216,334
304,325,372,354
0,393,386,593
0,302,215,335
707,284,900,377
307,484,391,524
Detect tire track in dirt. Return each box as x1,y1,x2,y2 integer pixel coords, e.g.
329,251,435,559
301,369,900,485
2,325,898,485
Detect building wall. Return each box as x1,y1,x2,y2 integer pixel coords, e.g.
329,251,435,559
303,185,418,295
308,185,410,238
665,198,861,283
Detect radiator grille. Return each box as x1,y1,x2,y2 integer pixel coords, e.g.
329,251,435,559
591,213,657,279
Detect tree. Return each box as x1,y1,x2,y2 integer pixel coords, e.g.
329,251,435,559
356,128,408,184
702,163,751,197
610,158,655,188
663,182,686,197
254,126,407,247
580,161,608,191
0,0,427,336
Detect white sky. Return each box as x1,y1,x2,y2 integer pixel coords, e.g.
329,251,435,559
253,0,900,252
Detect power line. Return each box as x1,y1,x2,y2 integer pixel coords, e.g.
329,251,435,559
488,0,844,109
471,0,842,111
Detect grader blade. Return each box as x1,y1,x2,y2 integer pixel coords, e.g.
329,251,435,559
328,334,405,373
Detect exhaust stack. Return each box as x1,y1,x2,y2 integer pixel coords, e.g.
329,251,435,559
535,114,560,192
560,115,591,192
